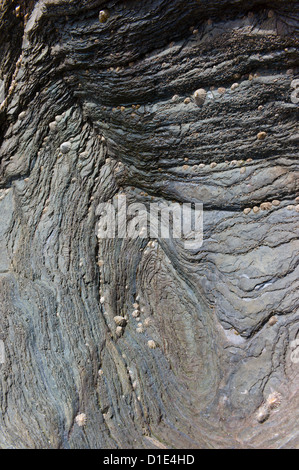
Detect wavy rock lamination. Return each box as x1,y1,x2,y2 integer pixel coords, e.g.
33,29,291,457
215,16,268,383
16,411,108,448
0,0,298,449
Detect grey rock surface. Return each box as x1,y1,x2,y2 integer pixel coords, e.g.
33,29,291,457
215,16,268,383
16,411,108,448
0,0,298,448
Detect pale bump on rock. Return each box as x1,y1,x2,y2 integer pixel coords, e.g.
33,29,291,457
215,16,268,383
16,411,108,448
60,141,72,154
268,316,278,326
266,392,282,410
75,413,87,427
113,316,127,327
272,200,280,207
49,121,57,132
99,10,110,23
256,404,270,423
193,88,206,106
18,111,26,120
231,83,239,91
257,131,267,140
243,208,251,215
115,326,123,337
148,340,157,349
260,202,272,210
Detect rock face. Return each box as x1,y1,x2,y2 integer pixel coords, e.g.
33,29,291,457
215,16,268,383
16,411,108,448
0,0,298,449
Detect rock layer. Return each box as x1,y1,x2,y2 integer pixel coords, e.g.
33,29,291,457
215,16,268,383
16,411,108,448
0,0,298,448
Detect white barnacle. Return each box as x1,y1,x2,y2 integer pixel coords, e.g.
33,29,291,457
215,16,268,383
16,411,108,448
18,111,26,120
60,141,71,154
49,121,57,132
256,404,270,423
99,10,110,23
193,88,206,106
114,316,127,327
75,413,87,427
148,340,157,349
116,326,123,337
260,202,272,211
132,310,140,318
266,392,282,409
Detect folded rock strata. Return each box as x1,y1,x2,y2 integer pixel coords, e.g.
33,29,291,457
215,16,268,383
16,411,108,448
0,0,298,448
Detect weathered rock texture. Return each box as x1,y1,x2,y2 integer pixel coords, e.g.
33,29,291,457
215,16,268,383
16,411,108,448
0,0,298,449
